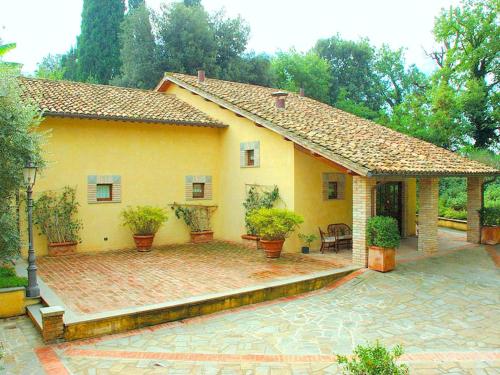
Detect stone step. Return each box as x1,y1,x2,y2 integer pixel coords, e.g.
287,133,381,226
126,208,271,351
27,303,43,332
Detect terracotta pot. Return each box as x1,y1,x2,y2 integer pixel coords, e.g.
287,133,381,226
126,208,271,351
481,226,500,245
241,234,261,249
368,246,395,272
190,231,214,243
47,241,77,257
133,234,155,252
259,239,285,258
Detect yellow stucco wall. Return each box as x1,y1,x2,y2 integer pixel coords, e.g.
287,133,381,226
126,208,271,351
24,117,221,256
164,84,297,251
405,178,417,236
0,288,26,318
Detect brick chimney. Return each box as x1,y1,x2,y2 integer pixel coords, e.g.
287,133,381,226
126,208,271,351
271,91,288,109
197,70,205,83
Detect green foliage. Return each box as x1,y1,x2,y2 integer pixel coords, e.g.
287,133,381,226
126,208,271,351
337,341,409,375
480,206,500,226
271,49,331,103
243,186,280,235
121,206,168,235
247,208,303,241
0,44,44,263
77,0,125,83
0,266,28,289
112,3,160,89
34,54,65,80
172,204,215,232
33,187,82,243
298,233,317,246
367,216,400,249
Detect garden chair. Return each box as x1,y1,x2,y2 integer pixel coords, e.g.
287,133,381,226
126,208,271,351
327,223,353,252
319,227,336,253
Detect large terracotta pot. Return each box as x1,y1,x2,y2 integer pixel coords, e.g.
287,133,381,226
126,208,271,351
259,239,285,258
241,234,261,249
481,226,500,245
48,241,77,256
190,231,214,243
368,246,395,272
133,234,155,252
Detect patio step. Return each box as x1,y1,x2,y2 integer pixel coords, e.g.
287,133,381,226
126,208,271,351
26,303,43,332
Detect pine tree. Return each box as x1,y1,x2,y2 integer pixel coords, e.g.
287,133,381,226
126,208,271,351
77,0,125,84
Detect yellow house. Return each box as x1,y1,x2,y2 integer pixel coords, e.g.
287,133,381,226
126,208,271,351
20,72,499,266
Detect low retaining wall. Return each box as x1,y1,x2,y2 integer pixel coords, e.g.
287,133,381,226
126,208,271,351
438,217,467,231
0,287,26,318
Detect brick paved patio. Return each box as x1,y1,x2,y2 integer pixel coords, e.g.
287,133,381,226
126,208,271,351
37,241,350,316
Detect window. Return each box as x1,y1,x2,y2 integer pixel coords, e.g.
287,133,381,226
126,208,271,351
192,183,205,199
96,184,112,201
245,149,255,166
327,181,338,200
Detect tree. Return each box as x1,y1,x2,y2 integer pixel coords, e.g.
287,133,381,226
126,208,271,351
77,0,125,83
112,3,160,89
34,54,65,80
154,2,217,75
0,43,44,262
127,0,143,11
271,50,331,103
315,35,384,111
223,53,275,87
431,0,499,149
60,47,79,81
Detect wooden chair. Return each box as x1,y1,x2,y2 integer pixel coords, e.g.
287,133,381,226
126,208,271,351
327,223,353,252
319,227,336,253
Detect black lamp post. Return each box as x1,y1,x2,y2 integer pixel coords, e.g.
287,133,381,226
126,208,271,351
23,160,39,298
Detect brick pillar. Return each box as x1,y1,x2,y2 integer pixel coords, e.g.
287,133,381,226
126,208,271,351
352,176,376,267
467,177,483,244
418,178,439,254
40,306,65,343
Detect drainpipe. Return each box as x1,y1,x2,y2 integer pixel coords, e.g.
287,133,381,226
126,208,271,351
480,176,498,243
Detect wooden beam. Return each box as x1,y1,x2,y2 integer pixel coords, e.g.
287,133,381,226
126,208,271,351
294,144,358,175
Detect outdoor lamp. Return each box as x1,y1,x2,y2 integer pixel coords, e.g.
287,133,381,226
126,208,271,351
24,159,40,298
23,160,37,187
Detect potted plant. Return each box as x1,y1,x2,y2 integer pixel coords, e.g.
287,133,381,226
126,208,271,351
367,216,400,272
247,208,303,258
172,204,216,243
121,206,168,251
480,206,500,245
33,186,82,256
241,185,279,248
298,233,317,254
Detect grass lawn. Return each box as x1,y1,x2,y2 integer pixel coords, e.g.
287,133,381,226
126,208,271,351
0,267,27,289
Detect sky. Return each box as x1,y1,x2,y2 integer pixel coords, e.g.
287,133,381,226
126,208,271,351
0,0,461,74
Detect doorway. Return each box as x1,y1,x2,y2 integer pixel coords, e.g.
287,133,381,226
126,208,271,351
376,182,403,234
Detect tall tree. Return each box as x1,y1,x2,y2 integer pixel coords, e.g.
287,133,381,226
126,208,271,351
431,0,499,149
77,0,125,83
127,0,143,11
112,3,160,88
271,50,331,103
34,54,66,80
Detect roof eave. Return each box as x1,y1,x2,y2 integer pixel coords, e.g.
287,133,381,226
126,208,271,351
367,170,500,178
161,75,372,176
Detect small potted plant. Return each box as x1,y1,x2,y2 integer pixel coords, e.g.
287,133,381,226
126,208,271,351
172,204,216,243
33,186,82,256
367,216,400,272
121,206,168,251
480,206,500,245
247,208,303,258
298,233,317,254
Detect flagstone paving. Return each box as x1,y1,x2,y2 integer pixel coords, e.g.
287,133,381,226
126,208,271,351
2,243,497,374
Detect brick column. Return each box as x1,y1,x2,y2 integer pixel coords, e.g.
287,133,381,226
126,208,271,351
352,176,376,267
40,306,65,343
467,177,483,244
418,178,439,254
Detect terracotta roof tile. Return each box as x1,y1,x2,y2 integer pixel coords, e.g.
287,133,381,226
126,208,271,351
20,77,226,128
165,73,498,176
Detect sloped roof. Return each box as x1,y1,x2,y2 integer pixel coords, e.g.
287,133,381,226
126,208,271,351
160,73,498,177
19,77,226,128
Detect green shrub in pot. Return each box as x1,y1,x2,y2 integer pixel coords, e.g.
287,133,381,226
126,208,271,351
121,206,168,251
367,216,400,249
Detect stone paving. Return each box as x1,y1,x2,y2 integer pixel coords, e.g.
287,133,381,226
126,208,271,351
2,242,497,374
36,241,350,315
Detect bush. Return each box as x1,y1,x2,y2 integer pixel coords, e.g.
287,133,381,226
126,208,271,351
298,233,317,246
247,208,303,241
121,206,168,235
243,185,280,235
172,204,216,232
337,341,409,375
0,266,28,289
367,216,400,249
33,186,82,243
480,206,500,226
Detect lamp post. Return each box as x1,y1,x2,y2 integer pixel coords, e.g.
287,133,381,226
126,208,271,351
23,160,39,298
